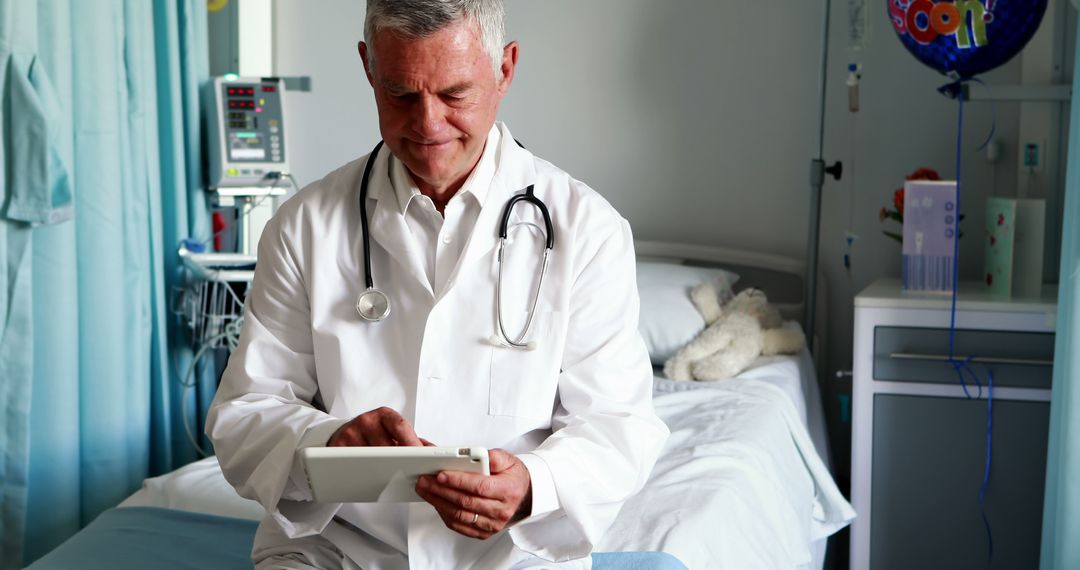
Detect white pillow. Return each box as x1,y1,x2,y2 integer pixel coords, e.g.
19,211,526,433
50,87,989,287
119,456,265,521
635,262,739,364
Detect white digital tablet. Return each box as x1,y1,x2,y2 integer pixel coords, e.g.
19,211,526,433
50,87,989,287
301,446,490,503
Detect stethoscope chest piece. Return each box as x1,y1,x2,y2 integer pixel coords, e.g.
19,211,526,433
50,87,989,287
356,287,391,322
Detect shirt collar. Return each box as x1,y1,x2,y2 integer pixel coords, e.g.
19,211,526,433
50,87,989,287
388,124,501,215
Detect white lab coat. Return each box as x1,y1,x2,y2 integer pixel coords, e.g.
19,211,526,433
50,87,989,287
206,123,669,569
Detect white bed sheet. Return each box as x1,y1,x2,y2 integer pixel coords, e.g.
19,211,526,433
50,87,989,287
122,351,853,569
593,352,854,569
717,345,831,468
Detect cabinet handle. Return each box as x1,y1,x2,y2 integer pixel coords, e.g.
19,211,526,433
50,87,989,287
889,352,1054,367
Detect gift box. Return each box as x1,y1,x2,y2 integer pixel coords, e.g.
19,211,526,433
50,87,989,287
983,197,1045,298
901,180,958,294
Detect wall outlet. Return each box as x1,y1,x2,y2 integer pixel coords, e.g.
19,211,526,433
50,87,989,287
1022,140,1045,172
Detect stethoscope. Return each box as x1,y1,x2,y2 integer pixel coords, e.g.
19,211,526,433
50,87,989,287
356,141,554,351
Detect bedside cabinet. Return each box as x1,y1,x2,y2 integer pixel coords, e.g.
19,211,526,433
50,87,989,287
850,278,1057,570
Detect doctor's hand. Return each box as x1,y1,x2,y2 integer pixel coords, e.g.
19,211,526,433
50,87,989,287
326,407,425,447
415,449,532,540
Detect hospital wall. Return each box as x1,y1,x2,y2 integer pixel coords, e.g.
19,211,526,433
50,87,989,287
272,1,1048,475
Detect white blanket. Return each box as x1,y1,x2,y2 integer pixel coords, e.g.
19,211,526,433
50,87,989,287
595,376,854,569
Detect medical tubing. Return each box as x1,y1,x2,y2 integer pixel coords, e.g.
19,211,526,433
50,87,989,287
359,141,385,290
181,335,224,457
283,172,301,194
244,174,280,215
180,319,243,457
947,85,995,563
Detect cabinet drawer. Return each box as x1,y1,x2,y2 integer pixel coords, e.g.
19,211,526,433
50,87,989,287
873,326,1054,389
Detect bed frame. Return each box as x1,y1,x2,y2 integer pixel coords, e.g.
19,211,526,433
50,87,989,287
634,240,829,382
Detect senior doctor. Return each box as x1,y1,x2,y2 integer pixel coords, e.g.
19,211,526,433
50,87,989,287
206,1,668,568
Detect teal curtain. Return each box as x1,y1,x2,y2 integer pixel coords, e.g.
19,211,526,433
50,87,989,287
0,1,211,567
1,0,75,565
1041,8,1080,570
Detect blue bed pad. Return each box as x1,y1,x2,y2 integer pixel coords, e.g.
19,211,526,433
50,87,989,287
28,507,687,569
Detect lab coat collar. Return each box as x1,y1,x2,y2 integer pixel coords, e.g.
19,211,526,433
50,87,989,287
489,122,537,196
439,123,538,296
364,122,537,299
365,145,436,297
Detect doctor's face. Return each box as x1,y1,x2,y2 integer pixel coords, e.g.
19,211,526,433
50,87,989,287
360,20,518,194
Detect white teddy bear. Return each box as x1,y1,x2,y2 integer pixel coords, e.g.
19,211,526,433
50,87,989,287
663,282,806,381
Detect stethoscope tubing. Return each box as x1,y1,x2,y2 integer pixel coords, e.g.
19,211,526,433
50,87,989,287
355,140,554,350
358,140,384,291
498,186,554,250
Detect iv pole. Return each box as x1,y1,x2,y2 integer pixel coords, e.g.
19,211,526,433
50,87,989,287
804,0,844,354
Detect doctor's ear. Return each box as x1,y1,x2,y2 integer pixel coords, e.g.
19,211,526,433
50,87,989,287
358,41,375,85
497,41,519,94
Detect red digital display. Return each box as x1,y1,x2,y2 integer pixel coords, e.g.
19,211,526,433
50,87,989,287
227,100,256,109
262,85,277,92
226,87,256,96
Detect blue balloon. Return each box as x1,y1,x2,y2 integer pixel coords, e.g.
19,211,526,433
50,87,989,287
887,0,1048,78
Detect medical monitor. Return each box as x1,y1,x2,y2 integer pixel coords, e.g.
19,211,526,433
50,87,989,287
206,75,290,190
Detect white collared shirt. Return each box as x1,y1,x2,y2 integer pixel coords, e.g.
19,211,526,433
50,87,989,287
388,126,500,295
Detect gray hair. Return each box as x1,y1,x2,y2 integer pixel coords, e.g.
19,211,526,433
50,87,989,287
364,0,506,78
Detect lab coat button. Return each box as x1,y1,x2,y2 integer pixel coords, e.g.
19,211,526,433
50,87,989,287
441,235,452,244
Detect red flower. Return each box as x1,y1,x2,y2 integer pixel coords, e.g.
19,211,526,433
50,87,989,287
893,188,905,215
906,167,941,181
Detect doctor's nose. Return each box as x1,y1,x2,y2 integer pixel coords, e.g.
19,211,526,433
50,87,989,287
411,95,449,140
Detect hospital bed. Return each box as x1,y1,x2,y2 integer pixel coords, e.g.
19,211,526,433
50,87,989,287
29,241,854,569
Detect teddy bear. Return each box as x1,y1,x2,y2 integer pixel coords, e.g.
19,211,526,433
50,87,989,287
663,282,806,382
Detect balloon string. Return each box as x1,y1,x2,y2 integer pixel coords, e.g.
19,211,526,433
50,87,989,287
937,78,998,151
944,79,996,568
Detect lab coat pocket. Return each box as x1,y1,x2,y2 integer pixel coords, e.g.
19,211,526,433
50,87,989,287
489,310,562,420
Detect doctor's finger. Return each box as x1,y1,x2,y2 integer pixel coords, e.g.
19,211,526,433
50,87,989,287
376,409,422,446
487,448,520,474
436,470,506,501
416,485,500,538
417,476,511,522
